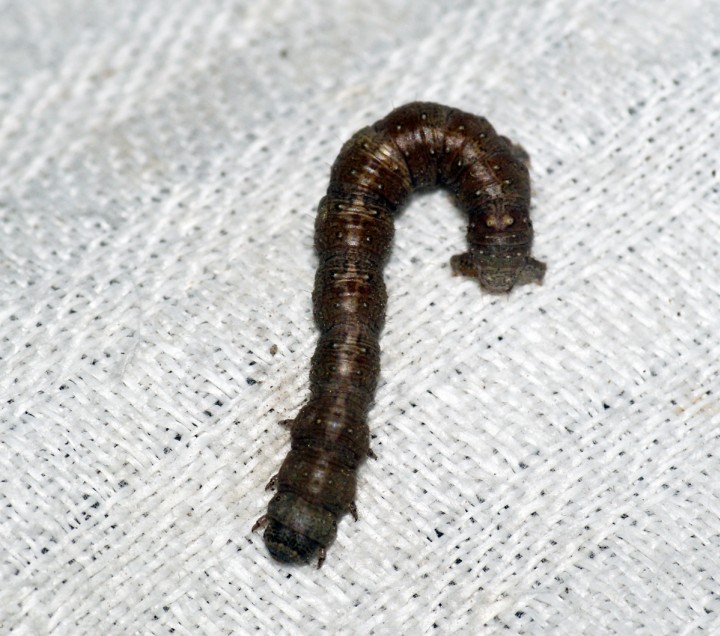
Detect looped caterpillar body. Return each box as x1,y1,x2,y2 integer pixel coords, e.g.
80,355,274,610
254,102,546,566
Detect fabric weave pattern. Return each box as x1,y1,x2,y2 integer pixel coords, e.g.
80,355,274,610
1,1,718,633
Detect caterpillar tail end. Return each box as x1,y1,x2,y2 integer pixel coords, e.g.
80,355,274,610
450,252,546,293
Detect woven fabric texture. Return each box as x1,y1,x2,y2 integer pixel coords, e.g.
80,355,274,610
1,1,718,634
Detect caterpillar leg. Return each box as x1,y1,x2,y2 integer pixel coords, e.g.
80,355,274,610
449,253,476,278
265,474,279,490
252,515,269,533
347,502,359,521
515,257,546,286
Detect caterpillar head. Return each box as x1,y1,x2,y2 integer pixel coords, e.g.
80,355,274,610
261,492,337,567
263,520,322,565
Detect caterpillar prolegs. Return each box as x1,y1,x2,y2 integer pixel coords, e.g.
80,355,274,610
253,102,546,566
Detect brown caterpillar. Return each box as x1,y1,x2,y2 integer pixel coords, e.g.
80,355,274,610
253,102,546,566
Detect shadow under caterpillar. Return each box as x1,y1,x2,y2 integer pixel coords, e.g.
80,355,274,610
254,102,546,566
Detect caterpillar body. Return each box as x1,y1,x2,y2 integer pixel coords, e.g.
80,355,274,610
254,102,546,566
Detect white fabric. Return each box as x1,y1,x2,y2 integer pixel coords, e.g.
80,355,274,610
1,1,718,633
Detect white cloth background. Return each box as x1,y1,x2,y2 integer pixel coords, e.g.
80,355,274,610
1,1,718,634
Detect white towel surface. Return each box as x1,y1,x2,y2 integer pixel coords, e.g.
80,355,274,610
1,1,718,634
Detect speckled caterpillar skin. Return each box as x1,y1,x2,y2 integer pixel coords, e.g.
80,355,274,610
254,102,546,566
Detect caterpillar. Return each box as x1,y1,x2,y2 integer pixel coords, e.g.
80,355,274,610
253,102,546,566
